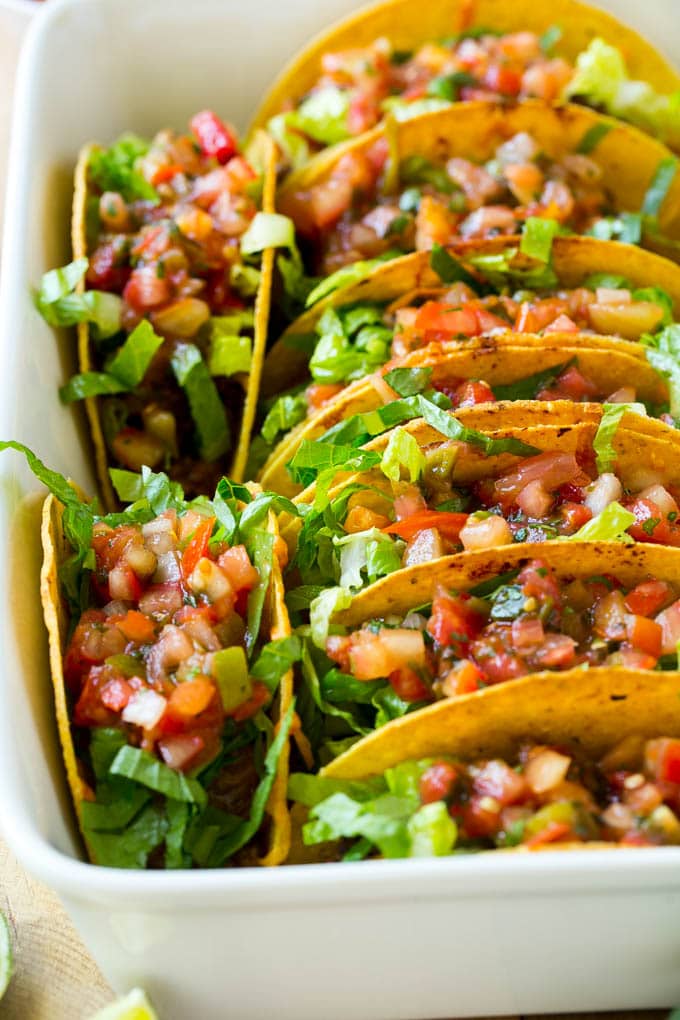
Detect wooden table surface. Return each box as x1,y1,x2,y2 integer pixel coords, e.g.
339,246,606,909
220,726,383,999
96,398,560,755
0,837,672,1019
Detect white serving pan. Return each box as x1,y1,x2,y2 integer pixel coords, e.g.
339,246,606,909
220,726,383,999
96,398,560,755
1,1,680,1017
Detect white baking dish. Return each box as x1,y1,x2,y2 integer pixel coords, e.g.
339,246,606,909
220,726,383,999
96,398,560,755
2,1,680,1016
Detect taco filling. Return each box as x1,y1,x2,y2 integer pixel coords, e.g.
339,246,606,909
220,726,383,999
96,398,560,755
289,735,680,859
266,277,671,441
37,112,270,496
281,131,623,274
271,33,680,157
325,558,680,702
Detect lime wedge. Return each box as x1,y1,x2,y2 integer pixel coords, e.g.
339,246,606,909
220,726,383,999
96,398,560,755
89,988,159,1020
0,910,14,1000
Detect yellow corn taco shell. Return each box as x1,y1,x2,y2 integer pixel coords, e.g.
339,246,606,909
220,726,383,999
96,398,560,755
276,100,680,251
40,492,294,867
322,540,680,778
72,130,278,510
252,0,680,137
261,334,670,498
280,404,680,550
261,237,680,399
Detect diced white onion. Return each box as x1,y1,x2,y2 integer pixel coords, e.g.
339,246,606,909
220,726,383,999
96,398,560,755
122,688,167,729
584,473,623,516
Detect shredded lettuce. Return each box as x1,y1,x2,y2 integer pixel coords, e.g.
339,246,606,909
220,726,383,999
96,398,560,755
35,258,123,338
305,252,399,308
593,402,647,472
260,392,308,445
266,112,312,169
644,324,680,415
380,425,425,483
383,366,433,396
587,212,642,244
429,244,481,289
564,501,636,543
170,342,231,462
89,133,159,203
310,586,353,647
241,211,299,257
564,39,680,149
493,361,572,401
109,746,208,807
468,247,558,290
333,528,403,590
289,86,351,146
60,319,164,402
308,304,392,385
400,155,457,194
109,464,184,511
320,394,539,459
519,217,559,262
426,71,476,102
250,635,303,692
642,157,679,219
408,801,458,856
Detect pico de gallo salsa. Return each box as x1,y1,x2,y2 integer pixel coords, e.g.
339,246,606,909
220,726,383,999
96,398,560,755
290,445,680,599
21,448,300,870
271,279,671,441
281,130,626,275
270,31,679,158
325,558,680,702
38,112,268,497
289,735,680,859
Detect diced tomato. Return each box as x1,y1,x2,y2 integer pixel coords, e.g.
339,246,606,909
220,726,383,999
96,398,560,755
86,242,130,292
190,110,238,164
625,580,675,617
626,615,662,658
73,665,123,727
388,666,431,702
655,599,680,655
151,163,184,186
383,510,468,543
532,634,577,668
217,545,259,595
470,628,527,684
645,739,680,784
427,589,486,652
181,516,215,578
557,483,586,504
224,156,257,191
420,762,458,804
552,365,599,399
117,610,157,644
63,609,109,689
441,658,485,695
544,314,579,334
514,299,568,334
100,676,134,712
462,796,501,839
349,628,426,681
483,64,523,96
616,647,659,670
475,309,510,332
525,820,572,848
230,680,270,722
167,677,216,720
558,502,593,534
326,635,352,672
345,506,391,533
306,383,345,412
473,759,528,806
158,734,205,771
452,380,495,407
625,497,680,547
414,301,479,338
518,559,561,607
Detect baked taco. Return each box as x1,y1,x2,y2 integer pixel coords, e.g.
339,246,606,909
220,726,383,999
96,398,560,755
35,113,279,510
281,408,680,603
289,541,680,774
288,669,680,859
252,0,680,162
276,101,680,280
258,237,680,495
1,440,300,869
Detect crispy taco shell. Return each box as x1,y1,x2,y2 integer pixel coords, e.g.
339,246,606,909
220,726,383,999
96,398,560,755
261,334,671,497
322,540,680,778
40,492,294,867
252,0,680,136
261,237,680,399
281,405,680,545
72,131,278,510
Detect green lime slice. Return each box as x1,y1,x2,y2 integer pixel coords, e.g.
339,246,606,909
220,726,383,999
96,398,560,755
89,988,159,1020
0,910,14,1000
